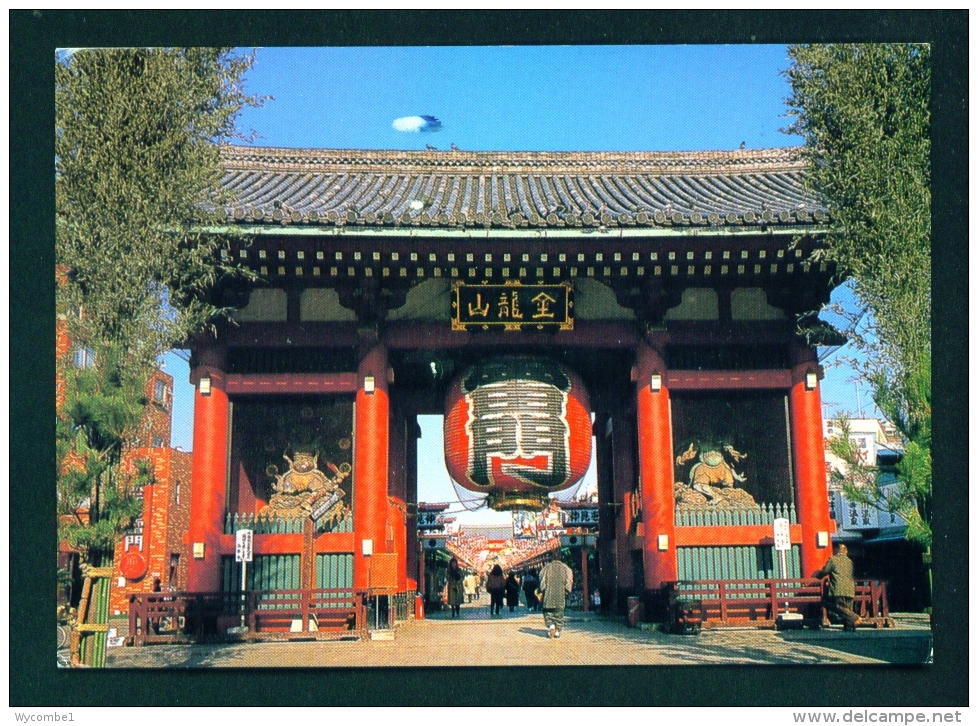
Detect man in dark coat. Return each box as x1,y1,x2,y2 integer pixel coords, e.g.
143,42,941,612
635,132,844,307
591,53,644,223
505,571,521,612
522,570,539,611
814,543,861,631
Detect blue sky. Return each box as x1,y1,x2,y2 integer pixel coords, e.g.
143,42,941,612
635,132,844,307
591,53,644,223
237,45,798,153
167,44,871,525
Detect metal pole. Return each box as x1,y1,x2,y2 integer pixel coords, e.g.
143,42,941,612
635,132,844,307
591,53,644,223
778,550,789,611
581,546,589,613
240,560,247,629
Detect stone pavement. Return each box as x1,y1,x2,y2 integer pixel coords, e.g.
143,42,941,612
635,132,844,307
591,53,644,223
104,600,932,668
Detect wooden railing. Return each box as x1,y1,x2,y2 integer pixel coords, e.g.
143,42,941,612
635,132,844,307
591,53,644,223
675,502,797,526
662,577,893,629
127,589,367,646
223,511,354,534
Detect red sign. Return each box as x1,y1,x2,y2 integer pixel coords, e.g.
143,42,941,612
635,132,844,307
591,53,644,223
119,550,148,581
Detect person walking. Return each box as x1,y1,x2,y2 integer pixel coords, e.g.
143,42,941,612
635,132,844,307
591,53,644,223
522,569,539,611
486,564,506,616
814,543,862,631
505,571,521,612
446,557,465,618
538,553,573,639
463,572,478,604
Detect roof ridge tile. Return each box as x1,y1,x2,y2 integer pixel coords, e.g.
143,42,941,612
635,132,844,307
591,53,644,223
217,145,825,230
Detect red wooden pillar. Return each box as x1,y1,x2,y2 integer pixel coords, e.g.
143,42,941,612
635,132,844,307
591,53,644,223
353,344,390,591
789,345,833,577
187,357,229,593
635,344,678,599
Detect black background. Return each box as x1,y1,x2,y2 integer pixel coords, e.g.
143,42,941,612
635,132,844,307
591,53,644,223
229,395,354,511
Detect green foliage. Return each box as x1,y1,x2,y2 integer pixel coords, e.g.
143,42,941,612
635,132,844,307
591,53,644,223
827,355,931,550
58,344,154,562
785,44,932,554
784,44,930,382
56,47,263,369
55,47,265,564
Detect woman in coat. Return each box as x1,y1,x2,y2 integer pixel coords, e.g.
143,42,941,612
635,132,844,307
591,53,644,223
463,572,478,603
505,571,521,612
446,557,465,618
486,564,506,616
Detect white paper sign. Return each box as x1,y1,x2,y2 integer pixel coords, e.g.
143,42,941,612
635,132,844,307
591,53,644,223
773,518,791,552
235,529,254,562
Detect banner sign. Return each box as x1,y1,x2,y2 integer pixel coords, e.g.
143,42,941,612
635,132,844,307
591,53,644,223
564,505,600,529
773,518,791,552
417,511,443,530
511,501,598,539
235,529,254,563
311,490,346,524
452,281,573,331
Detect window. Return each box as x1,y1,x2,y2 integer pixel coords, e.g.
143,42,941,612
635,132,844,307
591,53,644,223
73,347,95,369
174,479,180,506
152,436,165,449
153,379,170,409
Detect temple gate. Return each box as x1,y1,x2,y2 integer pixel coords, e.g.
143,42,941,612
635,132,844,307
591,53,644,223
186,145,839,621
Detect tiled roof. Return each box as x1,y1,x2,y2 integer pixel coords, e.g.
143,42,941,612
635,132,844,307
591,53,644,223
219,146,827,230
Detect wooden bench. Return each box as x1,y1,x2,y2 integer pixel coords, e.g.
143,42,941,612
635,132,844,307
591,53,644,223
663,578,894,629
127,589,368,645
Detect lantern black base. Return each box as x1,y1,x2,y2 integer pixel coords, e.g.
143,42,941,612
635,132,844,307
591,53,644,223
486,491,550,511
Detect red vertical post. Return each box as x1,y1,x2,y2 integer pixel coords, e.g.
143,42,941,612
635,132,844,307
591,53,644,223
187,362,229,593
635,344,678,602
789,345,833,578
353,344,390,591
417,539,426,612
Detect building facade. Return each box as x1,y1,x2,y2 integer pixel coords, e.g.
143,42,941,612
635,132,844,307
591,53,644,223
57,311,194,615
186,145,841,617
111,370,194,612
109,445,193,614
823,417,927,610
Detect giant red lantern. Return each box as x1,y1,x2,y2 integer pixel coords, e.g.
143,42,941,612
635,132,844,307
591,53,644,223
444,356,593,511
